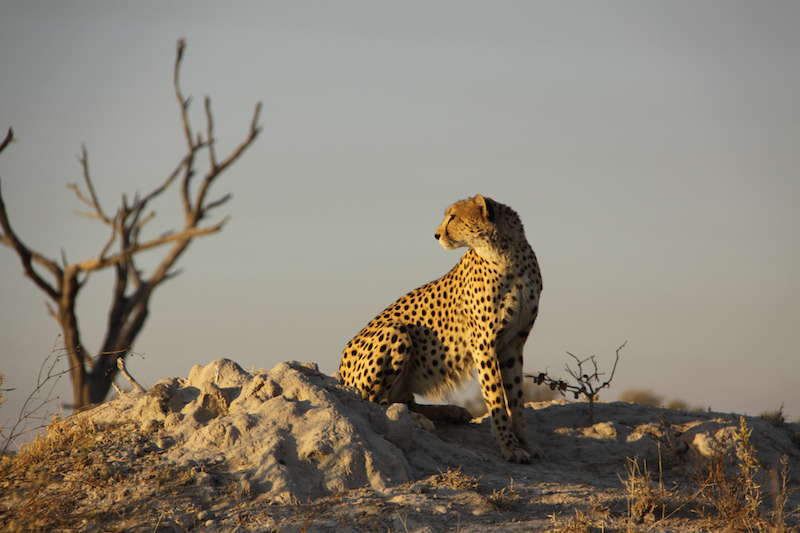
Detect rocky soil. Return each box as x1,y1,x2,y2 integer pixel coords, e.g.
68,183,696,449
2,358,799,532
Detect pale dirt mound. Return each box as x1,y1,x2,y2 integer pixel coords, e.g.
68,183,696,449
63,358,800,531
90,359,414,503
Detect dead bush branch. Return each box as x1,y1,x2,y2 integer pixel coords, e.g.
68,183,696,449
524,341,626,426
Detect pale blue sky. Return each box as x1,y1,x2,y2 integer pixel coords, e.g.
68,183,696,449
1,2,798,431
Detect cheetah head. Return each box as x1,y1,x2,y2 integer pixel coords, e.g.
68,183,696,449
435,194,499,252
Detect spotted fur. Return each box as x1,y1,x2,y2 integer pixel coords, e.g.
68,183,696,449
339,195,542,463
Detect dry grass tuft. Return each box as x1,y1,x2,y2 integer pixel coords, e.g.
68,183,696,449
621,456,673,523
680,417,798,532
485,483,521,509
548,509,606,533
0,415,123,532
427,467,480,490
760,404,787,428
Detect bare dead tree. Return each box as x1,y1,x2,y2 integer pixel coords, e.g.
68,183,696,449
0,39,262,410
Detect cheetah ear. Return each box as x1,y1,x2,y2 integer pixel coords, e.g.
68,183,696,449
475,194,496,223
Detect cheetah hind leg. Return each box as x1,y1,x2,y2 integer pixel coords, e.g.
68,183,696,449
407,403,471,435
408,398,473,424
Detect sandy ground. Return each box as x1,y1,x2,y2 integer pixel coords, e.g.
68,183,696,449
4,358,799,532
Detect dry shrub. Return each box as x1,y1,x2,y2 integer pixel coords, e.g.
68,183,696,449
0,416,120,532
548,509,604,533
426,467,480,490
760,404,787,428
485,484,521,509
683,417,798,532
621,457,672,523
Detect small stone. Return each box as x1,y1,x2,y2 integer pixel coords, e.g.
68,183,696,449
410,483,429,494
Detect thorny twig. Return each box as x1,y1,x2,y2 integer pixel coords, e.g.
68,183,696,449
1,337,70,454
525,341,626,426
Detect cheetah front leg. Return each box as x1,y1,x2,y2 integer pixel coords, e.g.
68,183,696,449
475,345,533,463
497,342,543,460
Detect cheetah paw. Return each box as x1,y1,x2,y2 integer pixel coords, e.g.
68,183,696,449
524,442,544,460
502,444,533,464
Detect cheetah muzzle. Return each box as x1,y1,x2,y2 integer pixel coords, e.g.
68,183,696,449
339,194,543,463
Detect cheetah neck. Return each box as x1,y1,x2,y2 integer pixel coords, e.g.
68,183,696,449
471,236,533,268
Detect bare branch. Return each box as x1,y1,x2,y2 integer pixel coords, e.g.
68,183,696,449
74,217,227,273
137,152,192,209
205,96,217,171
181,166,195,217
46,301,59,322
174,38,193,151
0,145,62,300
202,193,232,216
137,210,156,234
191,101,261,217
116,357,145,393
72,209,107,221
83,215,120,287
163,267,183,281
0,338,71,455
174,38,199,219
67,185,98,212
72,145,112,224
0,127,15,154
250,102,263,133
211,102,262,179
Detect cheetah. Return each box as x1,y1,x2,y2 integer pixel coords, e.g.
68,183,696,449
339,195,543,463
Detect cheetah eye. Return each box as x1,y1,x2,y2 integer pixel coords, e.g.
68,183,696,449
448,215,456,222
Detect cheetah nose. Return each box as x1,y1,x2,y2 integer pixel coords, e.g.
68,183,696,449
434,233,440,241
